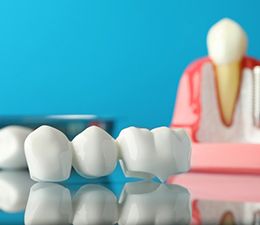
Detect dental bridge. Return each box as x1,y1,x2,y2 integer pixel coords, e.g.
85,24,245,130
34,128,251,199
0,170,191,225
0,125,191,182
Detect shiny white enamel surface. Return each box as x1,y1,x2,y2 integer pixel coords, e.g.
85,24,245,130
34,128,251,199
24,183,72,225
207,18,247,65
73,184,118,225
72,126,118,178
24,125,72,182
0,126,32,169
117,126,191,181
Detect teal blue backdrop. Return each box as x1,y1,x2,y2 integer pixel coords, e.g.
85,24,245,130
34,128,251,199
0,0,259,135
0,1,260,223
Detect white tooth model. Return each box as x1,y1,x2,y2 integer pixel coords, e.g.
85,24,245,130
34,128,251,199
117,126,191,181
24,125,191,182
0,171,34,212
73,184,118,225
118,181,191,225
0,126,32,169
24,183,72,225
72,126,118,178
24,125,72,182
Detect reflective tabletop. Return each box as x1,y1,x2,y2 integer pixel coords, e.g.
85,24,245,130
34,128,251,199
0,168,259,225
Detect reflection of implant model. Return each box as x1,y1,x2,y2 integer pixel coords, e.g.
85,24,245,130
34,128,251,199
23,125,191,182
24,181,191,225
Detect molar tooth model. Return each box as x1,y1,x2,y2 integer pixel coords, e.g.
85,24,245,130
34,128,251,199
117,126,191,182
24,125,191,182
24,125,73,182
72,126,118,178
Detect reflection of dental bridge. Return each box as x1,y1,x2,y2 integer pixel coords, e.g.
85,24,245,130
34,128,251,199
0,125,191,182
0,171,191,225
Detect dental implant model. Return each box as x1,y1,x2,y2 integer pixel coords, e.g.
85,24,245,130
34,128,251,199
24,125,191,182
170,18,260,174
172,18,260,142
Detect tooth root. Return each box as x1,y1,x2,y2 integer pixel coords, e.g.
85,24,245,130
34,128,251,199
72,126,118,178
215,62,241,126
0,171,34,212
117,127,191,182
24,183,72,225
118,182,191,225
24,125,72,182
207,18,247,126
0,126,32,169
73,184,118,225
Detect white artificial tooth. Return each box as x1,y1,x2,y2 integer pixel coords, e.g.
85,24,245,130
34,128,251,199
72,126,118,178
117,127,155,180
24,125,72,182
73,184,118,225
24,183,72,225
118,182,191,225
0,126,32,169
207,18,247,65
0,171,34,212
151,127,191,177
117,127,191,182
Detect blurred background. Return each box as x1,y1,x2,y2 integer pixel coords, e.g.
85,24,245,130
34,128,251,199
0,0,259,135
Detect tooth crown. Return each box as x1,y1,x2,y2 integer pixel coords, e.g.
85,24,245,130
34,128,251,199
207,18,247,65
24,125,72,182
117,126,191,182
72,126,118,178
0,126,32,169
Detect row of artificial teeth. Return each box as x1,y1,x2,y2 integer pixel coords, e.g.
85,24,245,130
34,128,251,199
24,125,191,182
24,182,191,225
0,125,191,182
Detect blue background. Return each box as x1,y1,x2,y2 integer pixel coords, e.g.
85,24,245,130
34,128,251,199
0,1,259,223
0,0,260,135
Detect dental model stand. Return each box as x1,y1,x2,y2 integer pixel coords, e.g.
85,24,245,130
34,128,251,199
0,124,191,182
